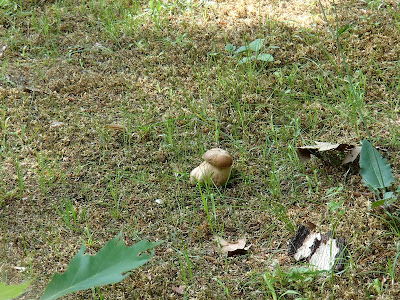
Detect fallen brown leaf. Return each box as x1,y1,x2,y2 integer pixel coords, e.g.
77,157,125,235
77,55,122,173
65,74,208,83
297,141,361,164
342,145,362,164
172,285,185,295
215,236,250,257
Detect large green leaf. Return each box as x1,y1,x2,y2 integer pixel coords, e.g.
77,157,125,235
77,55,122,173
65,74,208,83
360,140,394,190
0,281,31,300
248,39,263,52
256,53,274,62
235,45,248,54
41,234,162,300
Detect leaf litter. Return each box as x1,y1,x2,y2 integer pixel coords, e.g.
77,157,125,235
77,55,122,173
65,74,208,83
297,141,362,164
215,236,251,257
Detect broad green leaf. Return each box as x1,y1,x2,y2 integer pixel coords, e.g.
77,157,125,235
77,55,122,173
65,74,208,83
41,234,162,300
238,56,255,65
384,191,395,200
383,192,397,207
225,43,236,53
256,53,274,62
369,189,396,209
370,199,386,209
235,45,248,54
0,281,31,300
248,39,263,52
360,140,394,190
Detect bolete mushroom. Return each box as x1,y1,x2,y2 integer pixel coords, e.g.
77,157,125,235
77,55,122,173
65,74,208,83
189,148,233,186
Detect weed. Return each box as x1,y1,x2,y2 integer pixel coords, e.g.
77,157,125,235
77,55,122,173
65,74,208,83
52,197,83,232
226,38,275,76
14,156,24,198
35,152,63,194
177,238,194,285
106,169,127,221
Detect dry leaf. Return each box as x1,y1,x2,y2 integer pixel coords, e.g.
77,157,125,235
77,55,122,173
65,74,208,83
51,121,65,128
0,44,6,58
13,266,26,272
107,124,125,132
342,145,362,164
215,237,250,257
297,141,360,164
172,285,185,295
313,141,342,151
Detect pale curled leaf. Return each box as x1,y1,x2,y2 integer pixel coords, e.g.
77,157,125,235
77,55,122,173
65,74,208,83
297,141,359,163
314,141,342,151
297,142,342,161
342,146,362,164
172,285,185,295
0,44,6,58
41,233,162,300
215,237,249,257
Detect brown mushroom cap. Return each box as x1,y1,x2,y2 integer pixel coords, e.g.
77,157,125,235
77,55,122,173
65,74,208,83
202,148,233,168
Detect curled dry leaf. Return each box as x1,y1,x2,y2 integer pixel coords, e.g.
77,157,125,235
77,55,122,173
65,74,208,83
172,285,185,295
297,141,361,164
215,236,250,257
106,124,140,141
342,145,362,164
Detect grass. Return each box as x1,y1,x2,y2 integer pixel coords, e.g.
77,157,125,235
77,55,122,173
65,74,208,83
1,0,400,298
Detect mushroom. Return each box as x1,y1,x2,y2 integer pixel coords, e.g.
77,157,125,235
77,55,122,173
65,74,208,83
189,148,233,186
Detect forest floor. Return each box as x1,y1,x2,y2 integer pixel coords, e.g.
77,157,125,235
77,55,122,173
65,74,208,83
1,0,400,299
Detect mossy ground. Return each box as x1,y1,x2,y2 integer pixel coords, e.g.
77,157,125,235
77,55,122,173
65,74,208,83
1,0,400,298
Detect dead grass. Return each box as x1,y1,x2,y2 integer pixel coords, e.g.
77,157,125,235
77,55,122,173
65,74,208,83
1,0,400,299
